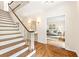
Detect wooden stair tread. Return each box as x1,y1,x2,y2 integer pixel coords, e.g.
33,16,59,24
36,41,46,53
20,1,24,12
0,45,28,57
0,40,25,50
18,50,34,57
0,9,29,57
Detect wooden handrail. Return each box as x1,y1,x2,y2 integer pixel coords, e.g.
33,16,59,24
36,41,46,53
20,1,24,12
8,3,34,33
8,1,14,5
9,1,29,11
12,3,22,11
8,1,22,11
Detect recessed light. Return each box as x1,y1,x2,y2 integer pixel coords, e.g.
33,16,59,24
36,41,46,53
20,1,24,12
45,1,54,3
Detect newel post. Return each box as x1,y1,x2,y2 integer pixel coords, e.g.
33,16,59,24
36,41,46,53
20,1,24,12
29,32,35,50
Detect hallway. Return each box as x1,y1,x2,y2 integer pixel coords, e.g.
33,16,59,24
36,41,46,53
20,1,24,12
0,1,79,57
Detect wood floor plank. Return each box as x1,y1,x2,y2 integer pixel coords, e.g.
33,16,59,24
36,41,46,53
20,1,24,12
35,41,77,57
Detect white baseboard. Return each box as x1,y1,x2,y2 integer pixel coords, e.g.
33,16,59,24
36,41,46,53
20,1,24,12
65,47,78,56
36,40,47,44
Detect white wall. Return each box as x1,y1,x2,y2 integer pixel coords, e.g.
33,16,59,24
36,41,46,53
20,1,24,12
13,1,47,44
9,8,26,40
45,2,79,56
45,2,65,17
0,1,9,11
45,2,65,34
9,1,79,56
4,1,9,11
9,1,65,44
76,2,79,56
0,1,4,10
65,1,79,56
65,1,77,51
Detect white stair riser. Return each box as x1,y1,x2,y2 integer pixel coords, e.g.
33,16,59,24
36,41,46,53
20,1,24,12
0,22,16,25
0,13,9,16
0,23,17,26
0,42,25,55
27,50,36,57
0,15,10,18
0,17,11,20
0,25,18,28
0,27,18,30
0,21,13,23
0,34,22,40
0,24,17,27
0,20,13,23
0,20,13,22
0,31,20,34
0,38,24,46
0,18,12,21
0,13,10,15
0,10,8,13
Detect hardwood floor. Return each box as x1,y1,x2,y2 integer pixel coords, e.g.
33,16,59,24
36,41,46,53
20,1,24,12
34,41,77,57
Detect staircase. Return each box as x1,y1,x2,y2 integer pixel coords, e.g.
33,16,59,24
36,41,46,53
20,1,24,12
0,9,35,57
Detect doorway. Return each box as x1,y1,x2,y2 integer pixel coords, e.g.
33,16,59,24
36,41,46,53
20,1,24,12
47,15,65,48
